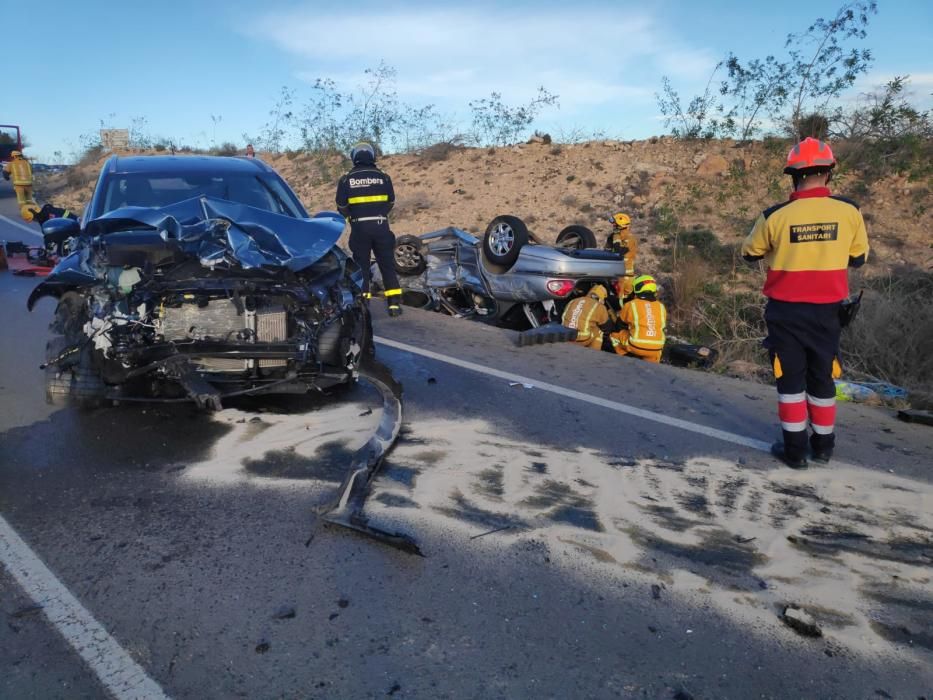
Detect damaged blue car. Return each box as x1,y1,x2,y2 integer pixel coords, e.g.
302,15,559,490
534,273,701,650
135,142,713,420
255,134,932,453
28,155,371,410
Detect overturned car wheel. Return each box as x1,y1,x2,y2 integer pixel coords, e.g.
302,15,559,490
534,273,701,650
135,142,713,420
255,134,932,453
483,215,529,269
394,235,427,275
556,225,598,250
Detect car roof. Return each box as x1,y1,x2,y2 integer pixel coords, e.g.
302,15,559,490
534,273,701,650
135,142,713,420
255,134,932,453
104,154,273,176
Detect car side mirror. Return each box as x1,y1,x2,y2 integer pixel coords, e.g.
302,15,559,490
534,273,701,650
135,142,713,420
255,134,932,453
41,216,80,244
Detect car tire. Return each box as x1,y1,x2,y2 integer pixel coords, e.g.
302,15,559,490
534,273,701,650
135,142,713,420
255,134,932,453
556,225,598,250
483,215,529,269
45,337,105,406
394,235,427,275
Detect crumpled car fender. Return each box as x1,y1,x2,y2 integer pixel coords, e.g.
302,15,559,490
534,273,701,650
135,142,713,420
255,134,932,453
27,247,99,311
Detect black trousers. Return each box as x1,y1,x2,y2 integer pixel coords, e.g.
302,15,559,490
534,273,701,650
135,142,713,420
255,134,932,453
764,299,841,459
348,223,400,295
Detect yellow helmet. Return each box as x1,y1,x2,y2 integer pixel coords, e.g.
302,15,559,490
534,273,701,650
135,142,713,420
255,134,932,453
589,284,608,301
633,275,657,296
21,205,37,221
610,212,631,229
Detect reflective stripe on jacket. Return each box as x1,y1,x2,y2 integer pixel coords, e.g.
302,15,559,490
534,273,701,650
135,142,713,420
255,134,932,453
562,296,609,342
620,298,666,349
335,165,394,222
10,159,32,187
608,230,638,274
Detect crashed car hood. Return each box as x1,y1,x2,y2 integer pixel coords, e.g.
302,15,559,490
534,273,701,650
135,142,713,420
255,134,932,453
85,196,346,272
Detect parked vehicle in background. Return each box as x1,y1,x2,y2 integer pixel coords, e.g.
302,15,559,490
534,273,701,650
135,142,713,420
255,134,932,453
0,124,23,163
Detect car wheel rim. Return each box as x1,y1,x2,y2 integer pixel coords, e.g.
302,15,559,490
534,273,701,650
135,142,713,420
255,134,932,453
489,223,514,256
395,244,421,269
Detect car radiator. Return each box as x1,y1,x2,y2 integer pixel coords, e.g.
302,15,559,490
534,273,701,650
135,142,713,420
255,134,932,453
159,301,287,371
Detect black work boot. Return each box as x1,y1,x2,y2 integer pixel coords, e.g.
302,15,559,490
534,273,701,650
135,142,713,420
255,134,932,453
771,441,808,469
387,302,403,318
809,450,832,464
809,433,834,464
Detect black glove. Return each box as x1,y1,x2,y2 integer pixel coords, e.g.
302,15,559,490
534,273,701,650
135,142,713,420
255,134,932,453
839,291,863,328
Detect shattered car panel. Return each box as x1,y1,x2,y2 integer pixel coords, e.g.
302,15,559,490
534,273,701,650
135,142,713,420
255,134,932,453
83,197,345,271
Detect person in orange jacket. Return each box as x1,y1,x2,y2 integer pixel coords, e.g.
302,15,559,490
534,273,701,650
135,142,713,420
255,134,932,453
606,212,638,299
610,275,667,362
742,137,869,469
561,284,613,349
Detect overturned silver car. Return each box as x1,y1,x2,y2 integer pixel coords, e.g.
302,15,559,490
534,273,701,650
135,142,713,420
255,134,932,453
29,196,370,410
387,215,628,329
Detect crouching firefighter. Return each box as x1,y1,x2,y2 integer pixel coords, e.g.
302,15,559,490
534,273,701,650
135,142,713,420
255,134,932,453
610,275,667,362
336,142,403,317
561,284,613,349
742,137,869,469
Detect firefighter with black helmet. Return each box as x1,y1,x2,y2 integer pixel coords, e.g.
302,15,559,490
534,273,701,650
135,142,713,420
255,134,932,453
336,142,403,317
742,137,869,469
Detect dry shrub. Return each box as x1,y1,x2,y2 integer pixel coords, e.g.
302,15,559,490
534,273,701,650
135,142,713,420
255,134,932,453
842,268,933,405
392,190,434,220
667,256,712,328
77,144,104,167
65,166,88,189
664,248,767,372
419,140,463,162
560,194,578,208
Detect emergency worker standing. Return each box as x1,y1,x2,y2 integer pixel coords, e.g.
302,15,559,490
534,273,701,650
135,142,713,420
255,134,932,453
610,275,667,362
606,212,638,298
8,151,38,219
336,142,403,317
561,284,612,349
742,137,869,469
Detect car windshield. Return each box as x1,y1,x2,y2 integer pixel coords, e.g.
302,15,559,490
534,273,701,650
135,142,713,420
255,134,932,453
99,172,303,218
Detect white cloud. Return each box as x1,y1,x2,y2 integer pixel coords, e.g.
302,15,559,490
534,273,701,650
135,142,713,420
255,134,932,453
249,5,710,111
858,71,933,91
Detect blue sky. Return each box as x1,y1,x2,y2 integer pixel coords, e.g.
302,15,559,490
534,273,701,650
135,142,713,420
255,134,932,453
8,0,932,162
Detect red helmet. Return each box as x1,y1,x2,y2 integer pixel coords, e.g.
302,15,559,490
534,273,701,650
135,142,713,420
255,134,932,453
784,137,836,174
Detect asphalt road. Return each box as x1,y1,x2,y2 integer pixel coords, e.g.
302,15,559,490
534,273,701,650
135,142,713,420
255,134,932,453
1,180,931,700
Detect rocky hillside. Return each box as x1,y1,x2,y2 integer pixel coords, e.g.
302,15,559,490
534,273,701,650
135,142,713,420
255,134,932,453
38,138,932,278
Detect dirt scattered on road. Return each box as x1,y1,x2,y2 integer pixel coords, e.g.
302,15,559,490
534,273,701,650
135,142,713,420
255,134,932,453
364,417,933,661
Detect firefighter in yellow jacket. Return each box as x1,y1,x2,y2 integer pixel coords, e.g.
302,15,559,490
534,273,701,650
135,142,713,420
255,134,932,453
561,284,612,349
610,275,667,362
8,151,38,219
742,137,869,469
606,212,638,298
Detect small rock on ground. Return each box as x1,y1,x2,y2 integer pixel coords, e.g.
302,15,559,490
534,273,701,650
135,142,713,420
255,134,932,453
782,606,823,638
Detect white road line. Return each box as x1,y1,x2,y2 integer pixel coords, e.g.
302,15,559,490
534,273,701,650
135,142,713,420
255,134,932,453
376,335,773,453
0,514,170,700
0,213,43,239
